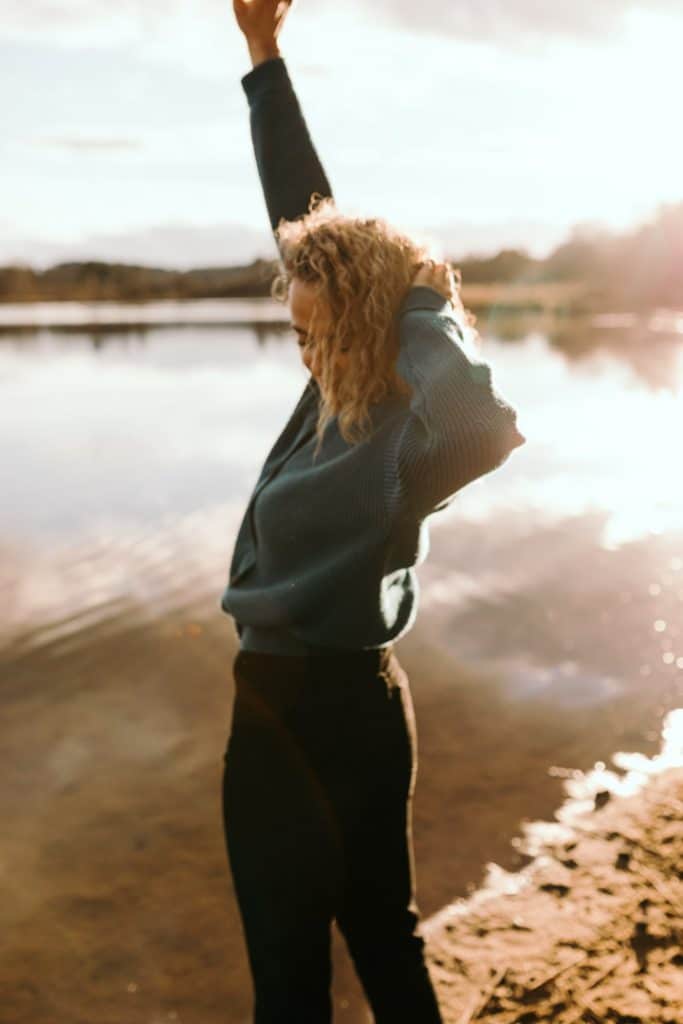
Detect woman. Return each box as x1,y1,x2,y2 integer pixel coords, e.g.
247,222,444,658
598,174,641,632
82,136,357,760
221,2,527,1021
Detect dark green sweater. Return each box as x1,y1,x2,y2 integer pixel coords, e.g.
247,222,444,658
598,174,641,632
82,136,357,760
220,56,527,654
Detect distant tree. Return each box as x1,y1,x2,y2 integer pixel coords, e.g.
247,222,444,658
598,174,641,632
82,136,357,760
456,248,539,284
0,264,38,300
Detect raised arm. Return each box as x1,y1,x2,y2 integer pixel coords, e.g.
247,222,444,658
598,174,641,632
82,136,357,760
233,0,334,248
395,280,527,518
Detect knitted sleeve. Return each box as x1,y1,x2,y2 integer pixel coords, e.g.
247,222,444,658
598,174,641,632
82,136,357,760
240,56,335,242
395,287,527,517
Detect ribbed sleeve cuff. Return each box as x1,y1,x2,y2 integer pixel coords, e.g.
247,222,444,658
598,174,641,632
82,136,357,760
241,56,292,102
399,285,456,320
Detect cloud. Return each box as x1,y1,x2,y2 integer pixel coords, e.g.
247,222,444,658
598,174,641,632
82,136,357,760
4,0,680,47
0,1,240,79
2,1,680,76
0,221,275,271
35,135,143,151
1,0,223,45
357,0,681,43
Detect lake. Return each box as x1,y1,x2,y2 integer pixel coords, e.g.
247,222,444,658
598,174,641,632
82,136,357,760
2,298,682,1023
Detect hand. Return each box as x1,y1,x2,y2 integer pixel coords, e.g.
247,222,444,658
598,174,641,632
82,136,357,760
233,0,294,52
411,259,457,302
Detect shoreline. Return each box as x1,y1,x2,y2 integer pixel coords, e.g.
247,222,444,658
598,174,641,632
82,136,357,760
1,289,682,332
421,710,683,1023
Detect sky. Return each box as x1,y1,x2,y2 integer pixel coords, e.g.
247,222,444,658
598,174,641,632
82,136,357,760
2,0,682,270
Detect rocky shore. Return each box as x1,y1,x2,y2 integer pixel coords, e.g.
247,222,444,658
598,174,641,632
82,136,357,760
422,711,683,1024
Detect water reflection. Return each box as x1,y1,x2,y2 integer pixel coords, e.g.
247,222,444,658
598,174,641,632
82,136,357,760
479,308,683,390
1,307,682,657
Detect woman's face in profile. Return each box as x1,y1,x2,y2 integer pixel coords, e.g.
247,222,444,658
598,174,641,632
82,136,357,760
289,277,350,380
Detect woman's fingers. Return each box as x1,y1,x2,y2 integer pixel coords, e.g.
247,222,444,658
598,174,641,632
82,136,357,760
411,259,454,298
274,0,292,31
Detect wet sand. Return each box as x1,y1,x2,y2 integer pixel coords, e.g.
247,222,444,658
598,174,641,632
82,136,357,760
2,590,681,1023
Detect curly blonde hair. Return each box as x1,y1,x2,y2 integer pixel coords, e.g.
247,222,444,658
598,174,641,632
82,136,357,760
271,194,475,460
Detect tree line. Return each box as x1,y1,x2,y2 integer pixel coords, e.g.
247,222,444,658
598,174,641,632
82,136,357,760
1,201,680,311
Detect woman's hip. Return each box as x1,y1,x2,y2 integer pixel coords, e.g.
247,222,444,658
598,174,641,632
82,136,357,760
230,643,404,709
226,644,416,779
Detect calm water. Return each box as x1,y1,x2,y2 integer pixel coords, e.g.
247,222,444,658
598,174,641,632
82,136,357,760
2,299,682,680
2,299,683,1023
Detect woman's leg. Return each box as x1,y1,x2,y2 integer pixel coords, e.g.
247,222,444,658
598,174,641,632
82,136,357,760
333,650,444,1023
221,651,343,1024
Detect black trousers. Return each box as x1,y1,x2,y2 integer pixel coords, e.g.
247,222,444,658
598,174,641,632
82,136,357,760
221,644,443,1023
